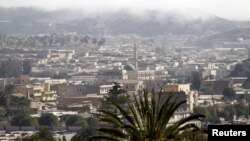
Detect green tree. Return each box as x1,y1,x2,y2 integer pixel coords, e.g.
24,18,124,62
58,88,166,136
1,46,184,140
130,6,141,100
38,113,59,127
71,117,99,141
0,59,23,78
97,37,106,46
175,129,208,141
229,63,249,77
53,72,68,79
10,96,31,109
0,107,6,120
235,104,249,118
91,37,97,44
35,127,56,141
224,105,236,121
22,60,32,75
23,127,56,141
101,83,128,113
65,115,88,127
71,127,96,141
58,136,67,141
11,114,28,126
0,91,7,107
242,77,250,89
91,90,205,141
223,88,236,101
0,85,14,107
11,114,38,126
191,72,201,90
193,106,219,124
20,117,38,126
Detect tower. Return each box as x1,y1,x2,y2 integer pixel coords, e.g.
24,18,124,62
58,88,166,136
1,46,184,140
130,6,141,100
134,43,138,70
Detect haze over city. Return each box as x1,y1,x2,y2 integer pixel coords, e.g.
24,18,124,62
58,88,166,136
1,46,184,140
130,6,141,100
1,0,250,21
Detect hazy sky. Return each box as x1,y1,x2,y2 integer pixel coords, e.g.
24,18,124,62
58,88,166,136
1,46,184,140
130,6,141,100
1,0,250,21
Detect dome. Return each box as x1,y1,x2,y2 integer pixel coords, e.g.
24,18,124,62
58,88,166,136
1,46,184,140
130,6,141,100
124,64,136,71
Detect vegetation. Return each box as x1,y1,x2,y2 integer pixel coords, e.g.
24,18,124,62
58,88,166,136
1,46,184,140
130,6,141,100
22,127,56,141
0,59,31,78
242,77,250,89
0,106,6,120
11,113,38,126
229,63,250,77
65,115,88,127
53,72,69,79
71,127,97,141
193,104,250,123
191,72,201,90
91,90,205,141
38,113,59,127
101,83,129,113
70,117,99,141
175,129,208,141
223,88,236,100
0,33,106,48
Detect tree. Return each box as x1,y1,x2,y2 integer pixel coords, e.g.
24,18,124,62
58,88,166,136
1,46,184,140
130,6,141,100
23,127,56,141
65,115,88,127
20,117,38,126
10,96,31,109
242,77,250,89
53,72,68,79
22,60,32,75
175,129,207,141
224,105,236,121
0,59,23,78
91,90,205,141
70,117,98,141
0,85,15,107
11,114,38,126
36,127,56,141
91,37,97,44
0,91,7,107
193,106,219,124
229,63,249,77
223,88,236,101
0,107,6,120
191,72,201,90
235,104,249,118
38,113,59,127
101,83,128,113
97,37,106,46
58,136,67,141
71,127,97,141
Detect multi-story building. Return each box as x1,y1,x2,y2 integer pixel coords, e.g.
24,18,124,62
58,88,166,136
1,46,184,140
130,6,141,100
162,83,198,112
98,69,128,80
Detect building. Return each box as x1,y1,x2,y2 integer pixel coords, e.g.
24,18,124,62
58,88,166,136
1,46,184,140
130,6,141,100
162,83,198,111
200,80,230,94
55,83,99,97
98,69,128,80
164,84,190,93
47,49,75,61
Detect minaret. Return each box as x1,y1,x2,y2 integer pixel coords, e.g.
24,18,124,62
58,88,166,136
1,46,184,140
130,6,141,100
134,43,138,70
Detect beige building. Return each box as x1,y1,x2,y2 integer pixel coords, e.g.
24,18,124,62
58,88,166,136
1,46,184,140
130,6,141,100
163,83,198,112
31,83,57,102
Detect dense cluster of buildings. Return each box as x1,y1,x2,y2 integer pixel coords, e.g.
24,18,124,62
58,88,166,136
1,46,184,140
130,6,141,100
1,39,250,140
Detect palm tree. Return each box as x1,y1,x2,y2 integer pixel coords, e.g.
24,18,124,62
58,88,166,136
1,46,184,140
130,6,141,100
90,90,205,141
23,127,56,141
